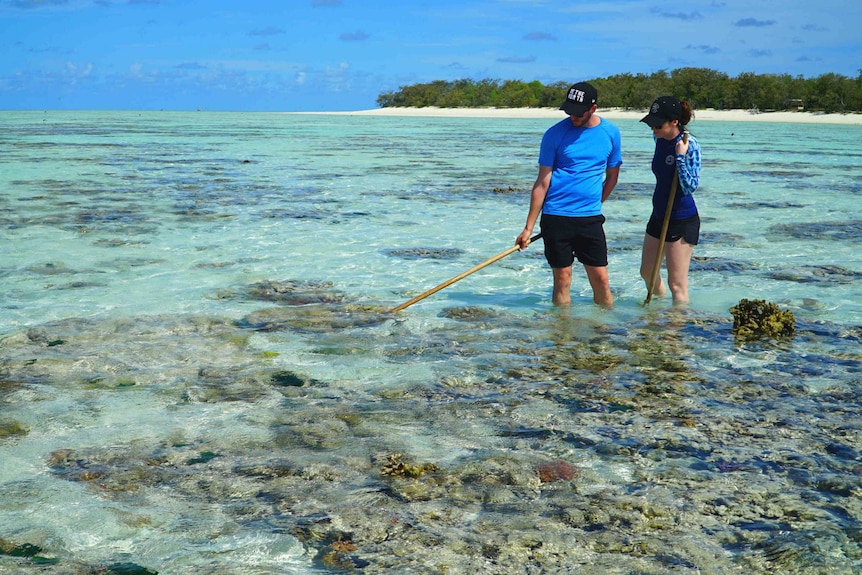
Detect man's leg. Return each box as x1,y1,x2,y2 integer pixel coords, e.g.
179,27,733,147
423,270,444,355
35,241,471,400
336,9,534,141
551,266,573,305
584,264,613,307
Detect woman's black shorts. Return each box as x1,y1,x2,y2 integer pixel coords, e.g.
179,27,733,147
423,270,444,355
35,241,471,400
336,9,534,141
540,213,608,268
646,213,700,245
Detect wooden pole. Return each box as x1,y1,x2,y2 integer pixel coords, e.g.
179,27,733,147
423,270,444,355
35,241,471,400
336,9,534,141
389,233,542,313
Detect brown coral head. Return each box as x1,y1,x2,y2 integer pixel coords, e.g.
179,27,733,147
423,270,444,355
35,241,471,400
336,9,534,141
537,460,578,483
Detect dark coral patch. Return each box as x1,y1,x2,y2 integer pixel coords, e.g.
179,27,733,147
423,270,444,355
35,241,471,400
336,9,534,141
384,247,464,260
245,279,345,305
768,220,862,241
767,265,862,285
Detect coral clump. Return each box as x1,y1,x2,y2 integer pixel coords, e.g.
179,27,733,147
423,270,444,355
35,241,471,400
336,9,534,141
0,420,29,439
537,460,579,483
380,453,437,478
730,298,795,340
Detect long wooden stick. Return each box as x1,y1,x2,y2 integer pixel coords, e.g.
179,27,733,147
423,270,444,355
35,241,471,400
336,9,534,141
645,132,688,304
388,233,542,313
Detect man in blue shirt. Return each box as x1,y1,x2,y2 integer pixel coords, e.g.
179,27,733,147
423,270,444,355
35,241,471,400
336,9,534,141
516,82,622,307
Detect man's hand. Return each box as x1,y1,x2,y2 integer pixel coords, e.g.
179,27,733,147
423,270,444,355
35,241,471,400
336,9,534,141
516,228,533,250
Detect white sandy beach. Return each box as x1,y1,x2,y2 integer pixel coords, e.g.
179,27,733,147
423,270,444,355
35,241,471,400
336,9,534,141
334,106,862,125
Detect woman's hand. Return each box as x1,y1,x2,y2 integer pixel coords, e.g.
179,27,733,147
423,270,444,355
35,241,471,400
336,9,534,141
675,136,689,156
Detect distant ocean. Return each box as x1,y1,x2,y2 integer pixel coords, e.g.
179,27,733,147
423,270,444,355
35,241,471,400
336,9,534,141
1,110,861,574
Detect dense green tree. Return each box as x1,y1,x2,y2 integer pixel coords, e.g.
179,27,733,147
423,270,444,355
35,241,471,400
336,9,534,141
605,73,654,109
493,80,538,107
808,73,853,112
670,68,731,109
376,70,862,112
537,81,569,107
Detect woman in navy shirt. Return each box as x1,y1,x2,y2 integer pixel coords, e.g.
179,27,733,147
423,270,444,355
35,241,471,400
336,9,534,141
639,96,702,305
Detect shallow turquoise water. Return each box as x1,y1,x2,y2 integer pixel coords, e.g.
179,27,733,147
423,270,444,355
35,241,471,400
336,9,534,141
1,111,860,574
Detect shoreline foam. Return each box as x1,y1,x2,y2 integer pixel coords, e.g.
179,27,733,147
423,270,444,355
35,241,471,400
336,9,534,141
321,106,862,125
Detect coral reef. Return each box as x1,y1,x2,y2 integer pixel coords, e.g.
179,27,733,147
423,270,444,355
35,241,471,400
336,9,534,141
2,303,860,574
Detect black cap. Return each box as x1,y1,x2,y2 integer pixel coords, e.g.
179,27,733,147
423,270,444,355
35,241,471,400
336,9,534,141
641,96,682,128
559,82,598,115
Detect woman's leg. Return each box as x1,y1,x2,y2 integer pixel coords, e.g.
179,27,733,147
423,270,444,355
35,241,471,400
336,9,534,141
640,233,665,296
664,238,694,304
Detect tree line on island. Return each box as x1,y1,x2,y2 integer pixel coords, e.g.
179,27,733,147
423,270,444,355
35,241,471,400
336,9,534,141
376,67,862,113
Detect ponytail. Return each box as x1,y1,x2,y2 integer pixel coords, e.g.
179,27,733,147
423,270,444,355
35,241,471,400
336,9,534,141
679,101,694,127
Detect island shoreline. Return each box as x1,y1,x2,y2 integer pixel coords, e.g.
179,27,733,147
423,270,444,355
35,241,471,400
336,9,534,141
309,106,862,125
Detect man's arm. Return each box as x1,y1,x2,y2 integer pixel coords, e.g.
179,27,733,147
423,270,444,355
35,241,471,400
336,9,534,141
516,165,552,249
601,165,620,202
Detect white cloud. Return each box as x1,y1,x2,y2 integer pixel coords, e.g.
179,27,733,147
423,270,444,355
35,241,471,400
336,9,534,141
64,61,92,83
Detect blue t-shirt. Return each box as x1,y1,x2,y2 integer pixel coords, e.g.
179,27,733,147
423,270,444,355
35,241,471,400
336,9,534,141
538,117,623,217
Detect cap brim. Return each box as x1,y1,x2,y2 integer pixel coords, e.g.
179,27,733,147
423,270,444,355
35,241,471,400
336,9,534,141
640,114,667,128
560,103,590,116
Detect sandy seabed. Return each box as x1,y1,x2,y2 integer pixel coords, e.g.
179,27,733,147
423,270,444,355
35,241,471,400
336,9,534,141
323,106,862,125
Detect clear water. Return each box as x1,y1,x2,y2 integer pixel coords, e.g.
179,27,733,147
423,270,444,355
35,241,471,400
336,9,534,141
1,111,861,574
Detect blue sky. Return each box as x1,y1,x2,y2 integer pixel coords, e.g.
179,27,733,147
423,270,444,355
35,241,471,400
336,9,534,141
1,0,859,111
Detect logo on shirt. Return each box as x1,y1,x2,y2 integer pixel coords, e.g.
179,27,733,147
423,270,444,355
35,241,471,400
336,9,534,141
665,154,675,166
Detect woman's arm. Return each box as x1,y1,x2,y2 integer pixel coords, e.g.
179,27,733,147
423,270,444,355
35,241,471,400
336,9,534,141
676,136,701,195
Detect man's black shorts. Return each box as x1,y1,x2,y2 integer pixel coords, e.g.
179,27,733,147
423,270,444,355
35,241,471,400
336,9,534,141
540,213,608,268
646,214,700,245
